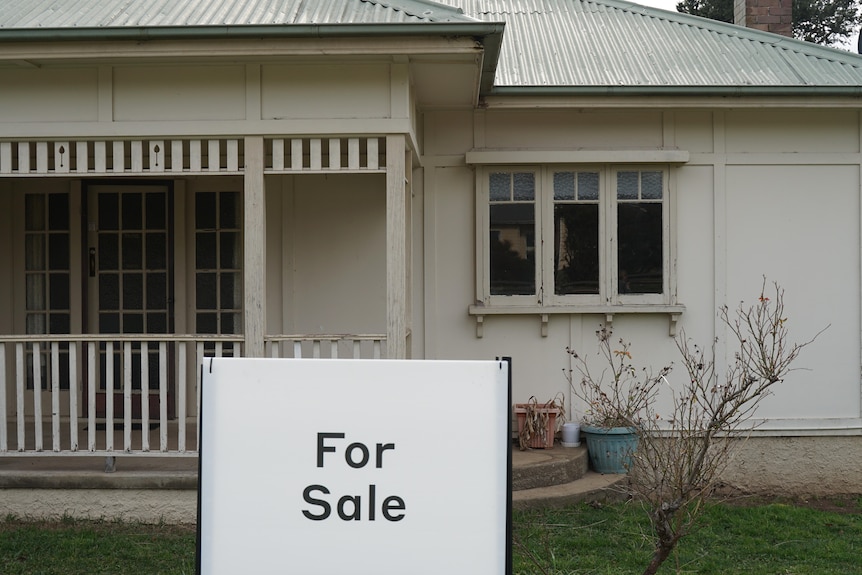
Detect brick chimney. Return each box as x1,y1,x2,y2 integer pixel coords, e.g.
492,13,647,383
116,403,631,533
734,0,792,37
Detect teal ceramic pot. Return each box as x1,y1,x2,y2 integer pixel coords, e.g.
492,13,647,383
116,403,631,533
581,425,638,474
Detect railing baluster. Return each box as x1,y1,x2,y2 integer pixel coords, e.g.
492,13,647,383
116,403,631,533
75,141,89,174
88,342,96,451
159,342,168,452
196,342,203,453
294,341,303,358
227,139,239,172
141,342,150,452
367,138,379,170
105,341,114,452
171,140,184,172
0,343,6,451
123,342,132,453
310,138,322,170
69,342,78,452
190,140,202,172
112,141,125,173
18,142,30,173
51,342,60,452
131,140,143,172
353,340,361,359
348,138,360,170
208,140,220,172
33,343,43,452
329,139,341,170
291,139,303,170
272,138,284,171
15,343,24,451
178,342,187,452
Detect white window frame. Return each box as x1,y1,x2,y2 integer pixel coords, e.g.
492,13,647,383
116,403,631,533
476,164,676,309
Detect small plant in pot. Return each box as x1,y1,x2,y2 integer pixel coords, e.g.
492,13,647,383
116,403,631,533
514,394,565,450
566,327,672,473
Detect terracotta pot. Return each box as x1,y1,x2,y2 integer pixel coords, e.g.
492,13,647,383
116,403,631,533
514,404,559,449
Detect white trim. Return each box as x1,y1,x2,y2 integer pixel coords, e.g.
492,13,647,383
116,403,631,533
466,149,689,165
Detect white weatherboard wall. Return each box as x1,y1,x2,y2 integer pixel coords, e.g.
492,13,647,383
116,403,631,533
198,358,510,575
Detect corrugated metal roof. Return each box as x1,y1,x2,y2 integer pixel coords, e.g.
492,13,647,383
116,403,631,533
0,0,476,27
437,0,862,89
3,0,862,90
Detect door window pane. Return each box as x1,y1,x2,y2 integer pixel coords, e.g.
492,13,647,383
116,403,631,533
195,191,242,335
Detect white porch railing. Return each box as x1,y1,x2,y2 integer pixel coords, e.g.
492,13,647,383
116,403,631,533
0,334,385,457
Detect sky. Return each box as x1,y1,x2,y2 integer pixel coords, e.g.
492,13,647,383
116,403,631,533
632,0,860,53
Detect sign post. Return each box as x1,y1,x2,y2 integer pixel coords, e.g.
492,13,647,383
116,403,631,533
197,358,511,575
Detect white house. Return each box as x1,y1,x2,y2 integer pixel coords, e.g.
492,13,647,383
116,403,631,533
1,0,861,500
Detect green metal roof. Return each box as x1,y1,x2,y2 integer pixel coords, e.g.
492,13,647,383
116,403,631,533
3,0,862,94
442,0,862,94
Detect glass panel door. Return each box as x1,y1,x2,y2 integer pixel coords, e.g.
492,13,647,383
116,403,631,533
86,184,174,420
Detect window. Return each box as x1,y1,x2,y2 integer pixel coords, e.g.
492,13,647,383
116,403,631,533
480,166,672,308
24,191,71,390
195,191,242,353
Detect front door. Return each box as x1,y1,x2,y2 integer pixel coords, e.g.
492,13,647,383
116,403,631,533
85,183,174,419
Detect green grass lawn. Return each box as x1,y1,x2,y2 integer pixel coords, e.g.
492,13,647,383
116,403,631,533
1,498,860,574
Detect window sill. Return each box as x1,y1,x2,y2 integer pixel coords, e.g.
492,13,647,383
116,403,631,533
467,303,686,338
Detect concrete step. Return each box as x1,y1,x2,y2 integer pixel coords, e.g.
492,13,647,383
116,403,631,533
512,443,628,509
513,471,628,510
512,443,588,490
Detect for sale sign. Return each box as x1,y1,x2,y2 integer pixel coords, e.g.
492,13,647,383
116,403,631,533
197,358,511,575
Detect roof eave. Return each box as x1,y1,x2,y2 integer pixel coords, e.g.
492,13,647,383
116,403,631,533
488,85,862,98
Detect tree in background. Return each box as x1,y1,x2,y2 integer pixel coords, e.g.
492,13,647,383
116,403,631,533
676,0,862,46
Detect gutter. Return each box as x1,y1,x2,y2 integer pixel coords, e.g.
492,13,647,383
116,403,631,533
489,85,862,98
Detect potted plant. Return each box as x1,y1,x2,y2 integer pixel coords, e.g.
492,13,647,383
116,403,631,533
514,394,565,450
566,327,672,473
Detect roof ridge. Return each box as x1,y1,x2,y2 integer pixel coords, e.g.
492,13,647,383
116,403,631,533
364,0,479,22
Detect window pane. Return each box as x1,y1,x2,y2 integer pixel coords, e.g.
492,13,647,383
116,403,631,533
196,232,217,269
220,192,239,228
513,173,535,201
554,204,599,294
122,233,143,269
99,313,120,333
26,313,46,334
99,273,120,310
25,194,45,231
196,313,218,334
618,203,663,294
48,233,69,270
123,273,144,310
489,173,511,202
48,194,69,231
121,194,142,230
99,235,119,271
641,171,663,199
490,204,535,295
146,273,167,309
196,192,217,229
49,313,70,333
147,312,168,334
197,273,217,309
49,273,70,309
25,235,45,271
221,312,240,335
26,275,45,311
553,172,575,200
98,193,119,230
145,233,167,270
577,172,600,201
123,313,144,333
220,272,240,309
220,232,240,269
145,192,167,229
617,171,639,200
